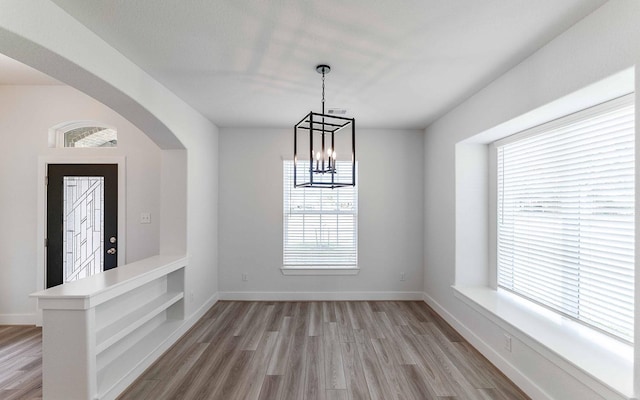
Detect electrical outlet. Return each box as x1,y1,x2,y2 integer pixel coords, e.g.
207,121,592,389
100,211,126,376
504,334,512,352
242,273,248,282
140,212,151,224
400,272,406,281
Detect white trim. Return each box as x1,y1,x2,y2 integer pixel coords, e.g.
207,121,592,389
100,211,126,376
37,155,127,315
100,291,218,400
493,93,634,147
422,291,553,400
219,291,423,301
31,255,188,308
0,314,36,325
461,67,635,145
280,267,360,276
447,287,632,400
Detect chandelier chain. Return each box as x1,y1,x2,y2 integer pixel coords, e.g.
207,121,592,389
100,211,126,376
321,71,325,114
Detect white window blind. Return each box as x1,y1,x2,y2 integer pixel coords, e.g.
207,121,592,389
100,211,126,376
283,160,358,267
497,94,635,343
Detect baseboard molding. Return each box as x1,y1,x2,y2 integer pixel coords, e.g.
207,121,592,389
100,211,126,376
102,291,219,400
186,291,219,322
219,291,424,301
421,292,551,400
0,314,36,325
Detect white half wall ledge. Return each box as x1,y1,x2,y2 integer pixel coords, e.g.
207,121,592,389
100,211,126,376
97,291,219,400
219,291,424,301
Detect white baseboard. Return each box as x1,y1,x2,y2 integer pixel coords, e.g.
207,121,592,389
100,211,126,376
185,291,219,322
0,314,36,325
102,292,219,400
219,291,424,301
421,292,551,400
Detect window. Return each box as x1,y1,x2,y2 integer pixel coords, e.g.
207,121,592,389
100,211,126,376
283,160,358,270
63,126,117,148
496,94,635,343
50,121,117,148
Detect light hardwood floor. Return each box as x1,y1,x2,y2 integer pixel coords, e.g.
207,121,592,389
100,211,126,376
0,325,42,400
121,301,529,400
0,301,530,400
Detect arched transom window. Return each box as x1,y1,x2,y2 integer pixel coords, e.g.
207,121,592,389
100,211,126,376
63,126,117,148
50,121,117,148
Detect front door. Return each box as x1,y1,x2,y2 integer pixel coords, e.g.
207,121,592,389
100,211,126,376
46,164,118,288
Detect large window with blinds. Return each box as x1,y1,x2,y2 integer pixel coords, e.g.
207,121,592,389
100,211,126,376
496,94,635,343
283,160,358,268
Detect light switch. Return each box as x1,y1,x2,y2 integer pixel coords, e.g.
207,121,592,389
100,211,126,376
140,212,151,224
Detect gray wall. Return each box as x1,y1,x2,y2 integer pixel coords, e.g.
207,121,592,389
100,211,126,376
423,1,638,399
218,128,424,297
0,0,221,321
0,85,161,321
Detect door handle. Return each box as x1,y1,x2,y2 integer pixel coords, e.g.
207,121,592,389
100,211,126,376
110,236,117,244
107,248,116,255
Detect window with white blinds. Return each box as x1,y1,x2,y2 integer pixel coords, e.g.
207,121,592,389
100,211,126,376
283,161,358,268
496,94,635,343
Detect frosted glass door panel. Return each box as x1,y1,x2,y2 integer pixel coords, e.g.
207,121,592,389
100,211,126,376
63,176,104,283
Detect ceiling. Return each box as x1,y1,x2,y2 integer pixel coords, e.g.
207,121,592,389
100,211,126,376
0,53,61,85
36,1,608,128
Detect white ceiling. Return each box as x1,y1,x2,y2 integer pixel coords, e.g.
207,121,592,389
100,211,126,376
0,53,61,85
43,1,606,128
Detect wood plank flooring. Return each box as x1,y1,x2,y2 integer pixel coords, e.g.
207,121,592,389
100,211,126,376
120,301,529,400
0,325,42,400
0,301,530,400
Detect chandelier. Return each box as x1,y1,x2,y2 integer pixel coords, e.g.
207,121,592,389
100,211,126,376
293,64,355,188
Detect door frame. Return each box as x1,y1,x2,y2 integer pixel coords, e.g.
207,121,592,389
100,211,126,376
37,155,126,296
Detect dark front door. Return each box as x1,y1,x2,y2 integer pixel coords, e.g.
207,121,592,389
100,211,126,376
46,164,118,288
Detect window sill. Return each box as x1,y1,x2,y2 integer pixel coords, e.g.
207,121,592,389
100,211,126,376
280,267,360,276
452,286,633,400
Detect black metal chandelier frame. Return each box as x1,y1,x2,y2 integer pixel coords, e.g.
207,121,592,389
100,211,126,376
294,65,355,188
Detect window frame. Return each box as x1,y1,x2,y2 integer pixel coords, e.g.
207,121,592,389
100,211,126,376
452,69,635,399
281,160,359,276
493,93,635,344
48,120,117,149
